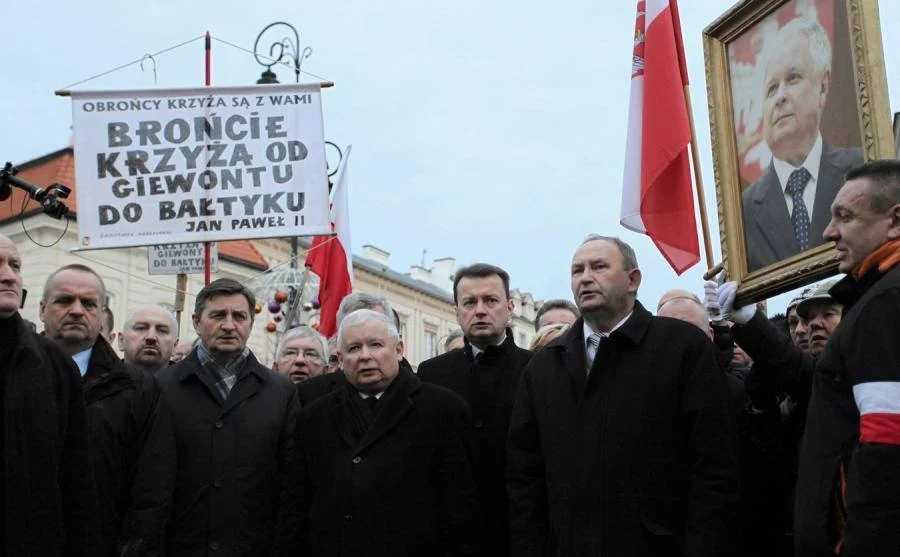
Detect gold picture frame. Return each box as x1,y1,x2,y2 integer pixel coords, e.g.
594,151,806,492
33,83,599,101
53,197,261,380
703,0,893,303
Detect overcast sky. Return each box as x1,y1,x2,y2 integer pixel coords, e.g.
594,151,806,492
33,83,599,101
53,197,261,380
2,0,898,313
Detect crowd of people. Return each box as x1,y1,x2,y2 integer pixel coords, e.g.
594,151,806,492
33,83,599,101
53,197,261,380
1,159,898,556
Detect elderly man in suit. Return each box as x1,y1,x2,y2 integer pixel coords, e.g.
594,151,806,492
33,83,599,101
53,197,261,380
743,18,862,272
295,309,481,556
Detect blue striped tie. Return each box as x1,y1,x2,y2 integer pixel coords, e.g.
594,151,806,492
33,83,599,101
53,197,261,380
785,168,812,252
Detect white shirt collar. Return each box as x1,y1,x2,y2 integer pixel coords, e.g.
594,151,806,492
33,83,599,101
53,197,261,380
359,391,384,400
773,133,823,192
72,348,92,377
582,311,633,344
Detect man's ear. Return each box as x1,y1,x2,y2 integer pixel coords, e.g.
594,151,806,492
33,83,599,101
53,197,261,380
818,69,831,108
887,204,900,240
627,268,642,295
117,333,125,351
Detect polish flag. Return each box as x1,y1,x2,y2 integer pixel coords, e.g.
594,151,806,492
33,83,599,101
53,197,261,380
306,146,354,338
620,0,700,274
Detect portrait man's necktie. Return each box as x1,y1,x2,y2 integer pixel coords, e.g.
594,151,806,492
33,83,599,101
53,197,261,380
785,168,812,252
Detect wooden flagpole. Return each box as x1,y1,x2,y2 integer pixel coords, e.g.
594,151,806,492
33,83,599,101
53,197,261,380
683,84,715,271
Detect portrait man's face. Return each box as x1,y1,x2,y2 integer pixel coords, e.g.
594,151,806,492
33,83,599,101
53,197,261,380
763,33,830,165
192,293,253,356
40,269,104,354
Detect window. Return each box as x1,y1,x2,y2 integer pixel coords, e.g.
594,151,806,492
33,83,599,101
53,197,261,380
424,330,437,359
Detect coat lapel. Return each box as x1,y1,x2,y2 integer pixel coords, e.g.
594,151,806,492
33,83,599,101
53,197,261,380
331,391,362,450
219,356,266,416
547,321,589,398
355,369,417,454
749,167,798,258
810,144,843,243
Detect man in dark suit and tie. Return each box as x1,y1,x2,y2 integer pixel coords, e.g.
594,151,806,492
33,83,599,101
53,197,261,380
742,18,862,272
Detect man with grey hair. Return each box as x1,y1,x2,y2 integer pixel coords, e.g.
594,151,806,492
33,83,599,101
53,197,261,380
508,234,739,555
743,18,863,271
296,291,410,406
118,305,179,373
40,263,174,555
295,309,480,555
273,326,328,384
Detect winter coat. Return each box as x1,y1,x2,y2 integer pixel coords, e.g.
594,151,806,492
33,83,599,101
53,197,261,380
158,349,301,556
795,264,900,556
507,303,740,557
418,330,532,557
82,337,175,557
296,368,481,557
2,313,100,556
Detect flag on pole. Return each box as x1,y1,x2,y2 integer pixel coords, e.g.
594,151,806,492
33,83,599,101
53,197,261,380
620,0,700,274
306,146,354,338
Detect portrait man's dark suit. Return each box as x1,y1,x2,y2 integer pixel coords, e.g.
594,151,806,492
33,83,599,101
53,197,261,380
742,143,862,272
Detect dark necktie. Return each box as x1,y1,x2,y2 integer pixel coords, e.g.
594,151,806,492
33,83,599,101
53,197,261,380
785,168,812,252
365,396,378,414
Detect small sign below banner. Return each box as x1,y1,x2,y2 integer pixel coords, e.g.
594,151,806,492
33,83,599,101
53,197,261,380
70,83,331,250
148,243,218,275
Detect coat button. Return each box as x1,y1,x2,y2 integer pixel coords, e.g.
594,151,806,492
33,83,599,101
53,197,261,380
343,514,353,525
209,541,219,551
214,420,224,429
213,478,223,488
352,456,362,464
474,419,484,429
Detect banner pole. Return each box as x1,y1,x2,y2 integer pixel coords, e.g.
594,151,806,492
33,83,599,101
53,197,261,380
683,84,715,271
204,31,212,285
174,272,188,327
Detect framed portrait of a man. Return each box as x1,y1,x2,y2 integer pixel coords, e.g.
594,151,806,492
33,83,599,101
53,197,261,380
704,0,893,301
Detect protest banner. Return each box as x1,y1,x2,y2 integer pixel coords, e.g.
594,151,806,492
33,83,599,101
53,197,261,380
70,83,331,249
148,242,218,275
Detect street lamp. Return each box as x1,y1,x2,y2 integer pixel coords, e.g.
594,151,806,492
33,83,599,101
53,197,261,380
253,21,314,272
253,21,312,85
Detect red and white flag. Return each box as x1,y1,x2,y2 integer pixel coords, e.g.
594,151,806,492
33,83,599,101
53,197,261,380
306,146,354,338
620,0,699,274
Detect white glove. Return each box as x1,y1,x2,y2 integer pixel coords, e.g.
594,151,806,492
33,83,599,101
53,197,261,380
715,281,757,325
703,281,723,322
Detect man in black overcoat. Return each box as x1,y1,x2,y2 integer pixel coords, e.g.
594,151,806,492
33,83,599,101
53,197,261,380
418,263,532,556
296,309,481,557
41,264,175,556
507,235,740,557
1,234,100,556
158,278,301,556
